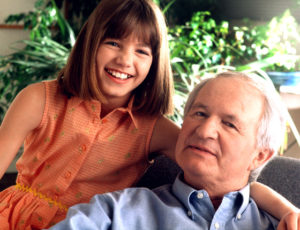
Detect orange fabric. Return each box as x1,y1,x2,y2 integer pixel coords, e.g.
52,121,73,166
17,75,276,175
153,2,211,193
0,80,158,229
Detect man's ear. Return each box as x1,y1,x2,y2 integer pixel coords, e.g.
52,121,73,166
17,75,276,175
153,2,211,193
248,148,274,171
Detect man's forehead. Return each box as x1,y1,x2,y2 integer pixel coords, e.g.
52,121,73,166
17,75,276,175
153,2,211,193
192,77,264,122
198,76,262,99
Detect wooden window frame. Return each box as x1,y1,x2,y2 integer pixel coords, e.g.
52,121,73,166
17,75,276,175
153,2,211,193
0,24,24,30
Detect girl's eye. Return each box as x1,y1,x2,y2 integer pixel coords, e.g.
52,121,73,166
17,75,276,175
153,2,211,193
195,111,207,117
105,41,119,47
137,49,151,56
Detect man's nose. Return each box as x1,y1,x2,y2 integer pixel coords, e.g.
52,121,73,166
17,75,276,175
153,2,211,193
195,118,218,140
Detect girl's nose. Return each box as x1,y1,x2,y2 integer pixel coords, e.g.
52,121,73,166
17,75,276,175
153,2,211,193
195,118,218,140
115,50,133,67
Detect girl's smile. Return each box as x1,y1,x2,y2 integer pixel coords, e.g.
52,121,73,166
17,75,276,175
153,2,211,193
105,68,133,82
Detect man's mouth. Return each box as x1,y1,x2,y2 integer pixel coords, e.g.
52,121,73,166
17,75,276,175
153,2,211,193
189,144,215,155
106,68,133,80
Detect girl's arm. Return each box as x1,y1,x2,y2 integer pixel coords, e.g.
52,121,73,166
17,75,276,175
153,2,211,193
149,116,180,161
0,82,45,179
250,182,300,229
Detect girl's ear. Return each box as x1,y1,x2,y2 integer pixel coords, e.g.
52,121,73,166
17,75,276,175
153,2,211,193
248,149,274,171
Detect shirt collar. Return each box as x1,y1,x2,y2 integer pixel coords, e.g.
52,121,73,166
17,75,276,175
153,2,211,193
235,183,250,217
115,97,138,128
69,96,85,109
68,96,138,129
172,172,250,218
172,173,196,211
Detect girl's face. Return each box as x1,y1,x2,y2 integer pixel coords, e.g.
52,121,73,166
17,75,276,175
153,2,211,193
96,34,153,107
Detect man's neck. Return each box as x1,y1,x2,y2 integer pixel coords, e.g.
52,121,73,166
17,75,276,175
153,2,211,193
183,173,247,210
210,196,223,210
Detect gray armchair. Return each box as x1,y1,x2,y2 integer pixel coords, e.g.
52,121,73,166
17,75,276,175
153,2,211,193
257,156,300,208
137,155,300,208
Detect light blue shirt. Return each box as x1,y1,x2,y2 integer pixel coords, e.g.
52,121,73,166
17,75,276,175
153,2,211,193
49,174,278,230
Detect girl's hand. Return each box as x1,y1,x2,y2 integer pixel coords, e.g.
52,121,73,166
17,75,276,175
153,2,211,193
277,210,300,230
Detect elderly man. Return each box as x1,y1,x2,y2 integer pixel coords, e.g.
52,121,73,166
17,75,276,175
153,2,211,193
49,72,298,230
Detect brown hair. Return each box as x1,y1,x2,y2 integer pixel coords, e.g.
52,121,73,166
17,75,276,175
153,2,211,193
57,0,173,116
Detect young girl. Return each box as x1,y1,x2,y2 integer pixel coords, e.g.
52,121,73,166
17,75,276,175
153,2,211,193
0,0,298,229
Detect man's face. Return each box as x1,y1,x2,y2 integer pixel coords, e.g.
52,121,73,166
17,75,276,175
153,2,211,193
175,77,266,191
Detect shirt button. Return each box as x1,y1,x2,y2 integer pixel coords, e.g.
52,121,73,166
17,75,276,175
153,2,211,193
79,144,87,153
237,213,241,219
214,222,220,229
187,210,192,217
81,144,87,151
197,192,204,199
64,171,71,179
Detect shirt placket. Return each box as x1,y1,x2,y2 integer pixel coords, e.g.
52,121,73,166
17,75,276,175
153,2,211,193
53,101,101,201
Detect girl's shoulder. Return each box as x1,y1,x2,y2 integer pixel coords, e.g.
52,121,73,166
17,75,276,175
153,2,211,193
24,80,61,108
41,79,70,102
1,81,47,140
18,80,63,130
20,79,59,101
21,81,45,103
42,79,60,94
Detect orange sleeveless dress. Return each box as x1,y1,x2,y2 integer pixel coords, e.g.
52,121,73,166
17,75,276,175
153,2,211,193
0,80,158,229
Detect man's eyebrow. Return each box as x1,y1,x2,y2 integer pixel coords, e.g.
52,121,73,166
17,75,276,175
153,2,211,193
191,102,207,110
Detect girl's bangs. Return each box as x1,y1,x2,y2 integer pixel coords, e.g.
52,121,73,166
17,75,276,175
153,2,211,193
103,7,159,53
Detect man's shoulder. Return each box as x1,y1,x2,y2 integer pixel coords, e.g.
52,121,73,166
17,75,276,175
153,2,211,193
244,198,279,228
112,184,173,199
89,185,175,212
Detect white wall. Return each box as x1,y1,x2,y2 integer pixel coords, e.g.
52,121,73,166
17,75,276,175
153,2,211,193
0,0,36,56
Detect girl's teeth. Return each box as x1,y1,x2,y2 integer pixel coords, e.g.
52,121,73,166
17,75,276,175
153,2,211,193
108,70,130,79
115,72,127,79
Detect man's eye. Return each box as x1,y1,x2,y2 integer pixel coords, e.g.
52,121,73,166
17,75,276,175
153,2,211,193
223,121,236,129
